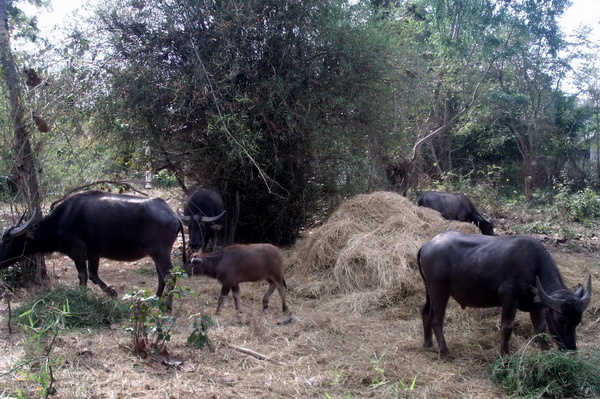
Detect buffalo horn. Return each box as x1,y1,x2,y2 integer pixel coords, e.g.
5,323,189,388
178,214,192,223
580,275,592,310
201,210,225,223
10,208,38,237
536,276,565,313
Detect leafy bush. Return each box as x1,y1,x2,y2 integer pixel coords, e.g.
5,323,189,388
553,178,600,222
490,350,600,398
14,286,130,329
153,169,178,189
123,289,175,355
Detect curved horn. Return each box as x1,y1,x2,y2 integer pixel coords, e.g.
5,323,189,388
536,276,565,313
580,275,592,310
201,210,225,223
15,211,27,226
178,213,192,223
10,208,38,237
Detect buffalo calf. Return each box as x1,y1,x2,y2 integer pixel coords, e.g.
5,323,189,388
185,244,288,315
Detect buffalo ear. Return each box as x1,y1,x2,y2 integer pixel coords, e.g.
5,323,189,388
530,285,542,304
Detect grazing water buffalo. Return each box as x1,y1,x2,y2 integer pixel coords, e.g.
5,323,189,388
417,191,494,235
0,190,185,301
180,186,225,253
185,243,288,315
418,230,591,357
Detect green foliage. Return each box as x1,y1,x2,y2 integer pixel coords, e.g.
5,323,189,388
554,184,600,222
13,286,130,329
123,288,175,356
490,350,600,398
123,278,212,356
84,0,406,244
153,169,178,189
6,289,71,399
187,313,214,349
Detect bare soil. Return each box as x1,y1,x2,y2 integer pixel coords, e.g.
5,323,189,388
0,192,598,399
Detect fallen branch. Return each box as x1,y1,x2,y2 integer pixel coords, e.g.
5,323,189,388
225,343,286,366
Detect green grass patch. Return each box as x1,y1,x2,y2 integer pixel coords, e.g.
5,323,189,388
490,350,600,398
14,286,131,329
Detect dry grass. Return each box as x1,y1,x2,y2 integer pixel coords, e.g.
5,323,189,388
0,191,598,399
288,191,479,307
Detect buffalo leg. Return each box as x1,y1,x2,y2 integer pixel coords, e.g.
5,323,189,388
231,284,242,312
151,254,175,310
151,254,174,297
428,292,451,357
499,301,518,355
262,282,276,310
420,295,433,349
276,281,288,313
74,259,89,287
87,257,117,297
216,285,231,314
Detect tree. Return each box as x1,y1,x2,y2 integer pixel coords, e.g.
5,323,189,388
81,0,403,244
381,0,575,199
0,0,45,283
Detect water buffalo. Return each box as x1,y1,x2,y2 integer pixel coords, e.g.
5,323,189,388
0,190,185,302
185,243,288,315
418,230,591,357
180,186,225,253
417,191,494,235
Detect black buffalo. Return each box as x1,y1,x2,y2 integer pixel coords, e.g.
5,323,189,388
417,191,494,235
418,230,592,357
180,186,225,253
0,190,184,301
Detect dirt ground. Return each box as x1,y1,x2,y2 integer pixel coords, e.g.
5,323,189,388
0,192,599,399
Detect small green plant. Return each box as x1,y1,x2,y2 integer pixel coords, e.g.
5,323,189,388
490,349,600,398
368,353,417,398
187,313,214,349
4,298,71,398
123,271,197,356
123,289,175,356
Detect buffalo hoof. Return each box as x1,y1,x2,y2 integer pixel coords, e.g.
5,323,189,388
104,286,118,297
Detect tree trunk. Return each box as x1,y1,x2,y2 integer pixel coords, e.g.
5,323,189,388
0,0,46,284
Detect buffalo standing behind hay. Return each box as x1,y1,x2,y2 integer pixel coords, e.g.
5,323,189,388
418,230,592,357
185,244,288,314
417,191,494,235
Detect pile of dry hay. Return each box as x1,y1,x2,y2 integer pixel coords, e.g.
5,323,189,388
287,191,480,313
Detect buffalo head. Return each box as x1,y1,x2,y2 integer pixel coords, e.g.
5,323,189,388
536,276,592,350
179,210,225,252
0,210,38,269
